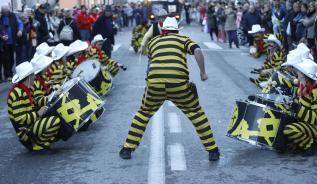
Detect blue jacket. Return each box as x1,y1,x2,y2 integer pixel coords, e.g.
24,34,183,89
0,12,23,46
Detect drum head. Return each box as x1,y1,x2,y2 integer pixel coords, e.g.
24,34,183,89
72,60,101,82
256,93,290,104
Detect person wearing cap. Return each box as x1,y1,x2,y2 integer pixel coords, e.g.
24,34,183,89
92,5,115,58
248,24,267,58
120,17,220,161
7,61,62,152
49,43,70,90
282,58,317,156
87,34,124,77
138,9,168,54
250,34,286,86
131,20,150,53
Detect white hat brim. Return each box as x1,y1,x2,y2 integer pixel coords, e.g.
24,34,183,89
161,26,183,31
53,48,70,61
248,28,265,34
12,68,37,84
67,42,89,56
92,38,107,45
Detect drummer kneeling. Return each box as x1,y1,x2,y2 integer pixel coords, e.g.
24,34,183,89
7,62,62,152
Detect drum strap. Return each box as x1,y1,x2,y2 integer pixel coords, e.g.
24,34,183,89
8,83,34,106
36,75,49,95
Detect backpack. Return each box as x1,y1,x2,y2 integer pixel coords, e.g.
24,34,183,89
59,20,74,41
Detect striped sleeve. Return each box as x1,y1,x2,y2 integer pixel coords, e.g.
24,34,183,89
31,80,47,108
184,37,200,55
297,92,317,125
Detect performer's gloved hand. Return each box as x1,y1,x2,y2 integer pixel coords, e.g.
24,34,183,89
37,106,48,117
200,72,208,81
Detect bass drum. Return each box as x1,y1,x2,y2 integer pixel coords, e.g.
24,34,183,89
261,70,293,96
228,101,294,151
72,59,112,96
46,78,104,133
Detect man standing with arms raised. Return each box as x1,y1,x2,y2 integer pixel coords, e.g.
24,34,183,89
119,17,220,161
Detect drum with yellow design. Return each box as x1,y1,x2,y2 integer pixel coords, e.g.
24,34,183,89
72,60,112,96
46,78,104,132
228,101,294,151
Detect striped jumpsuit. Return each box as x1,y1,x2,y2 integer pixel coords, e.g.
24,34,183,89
283,88,317,150
31,75,49,110
48,60,67,90
86,46,120,77
7,84,61,151
123,33,218,151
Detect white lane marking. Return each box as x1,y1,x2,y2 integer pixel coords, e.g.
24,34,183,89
168,113,181,133
148,107,165,184
168,101,175,107
203,42,223,50
113,44,121,52
168,143,187,171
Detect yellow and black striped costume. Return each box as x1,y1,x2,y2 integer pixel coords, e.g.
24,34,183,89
123,34,218,151
31,79,48,110
86,46,119,77
49,60,67,88
131,24,150,53
7,85,61,151
283,88,317,150
255,46,286,85
252,33,269,58
66,58,78,77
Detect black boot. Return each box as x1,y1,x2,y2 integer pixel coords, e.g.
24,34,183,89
208,149,220,161
249,78,256,84
119,147,133,159
302,144,316,157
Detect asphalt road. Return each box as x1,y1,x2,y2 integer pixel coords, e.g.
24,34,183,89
0,25,316,184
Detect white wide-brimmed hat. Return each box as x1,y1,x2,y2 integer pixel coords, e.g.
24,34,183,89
34,42,55,57
51,43,70,61
293,58,317,80
91,34,107,45
248,24,265,34
31,55,54,74
67,40,89,56
162,17,183,31
12,61,37,84
264,34,281,46
282,51,303,67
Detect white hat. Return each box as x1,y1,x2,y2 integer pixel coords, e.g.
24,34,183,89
293,58,317,80
282,51,303,67
91,34,107,45
248,24,265,34
162,17,183,31
264,34,281,46
12,62,37,84
51,43,70,61
67,40,89,56
34,42,55,57
31,55,54,74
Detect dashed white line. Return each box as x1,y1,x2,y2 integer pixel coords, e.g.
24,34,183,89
168,143,187,171
148,107,165,184
168,113,181,133
203,42,223,50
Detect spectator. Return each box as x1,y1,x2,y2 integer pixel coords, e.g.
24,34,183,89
271,0,286,34
77,5,93,41
199,3,207,25
92,5,115,58
207,4,218,41
15,13,28,65
133,4,143,26
293,3,308,42
125,3,133,27
303,2,317,57
243,5,261,46
0,5,23,81
216,3,227,42
35,4,49,44
47,7,61,45
285,2,300,51
58,8,80,46
261,4,272,33
90,7,100,24
0,23,5,82
184,2,191,25
225,5,239,48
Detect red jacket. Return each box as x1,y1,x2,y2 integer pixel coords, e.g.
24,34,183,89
77,12,93,30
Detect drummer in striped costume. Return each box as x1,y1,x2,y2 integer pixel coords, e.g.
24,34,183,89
65,40,89,76
248,25,267,58
49,44,70,90
283,58,317,156
7,62,61,151
250,34,286,86
120,17,220,161
87,34,125,77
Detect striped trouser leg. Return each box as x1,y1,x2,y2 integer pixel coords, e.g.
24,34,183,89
255,73,269,85
123,83,166,149
107,61,119,77
283,122,317,150
167,82,218,151
32,116,61,149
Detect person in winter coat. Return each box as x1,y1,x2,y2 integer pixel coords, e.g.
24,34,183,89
284,2,300,52
243,5,261,46
92,5,115,58
216,3,227,42
76,5,93,41
293,3,308,42
57,9,80,46
34,4,49,44
225,6,239,48
303,2,317,53
207,5,218,41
